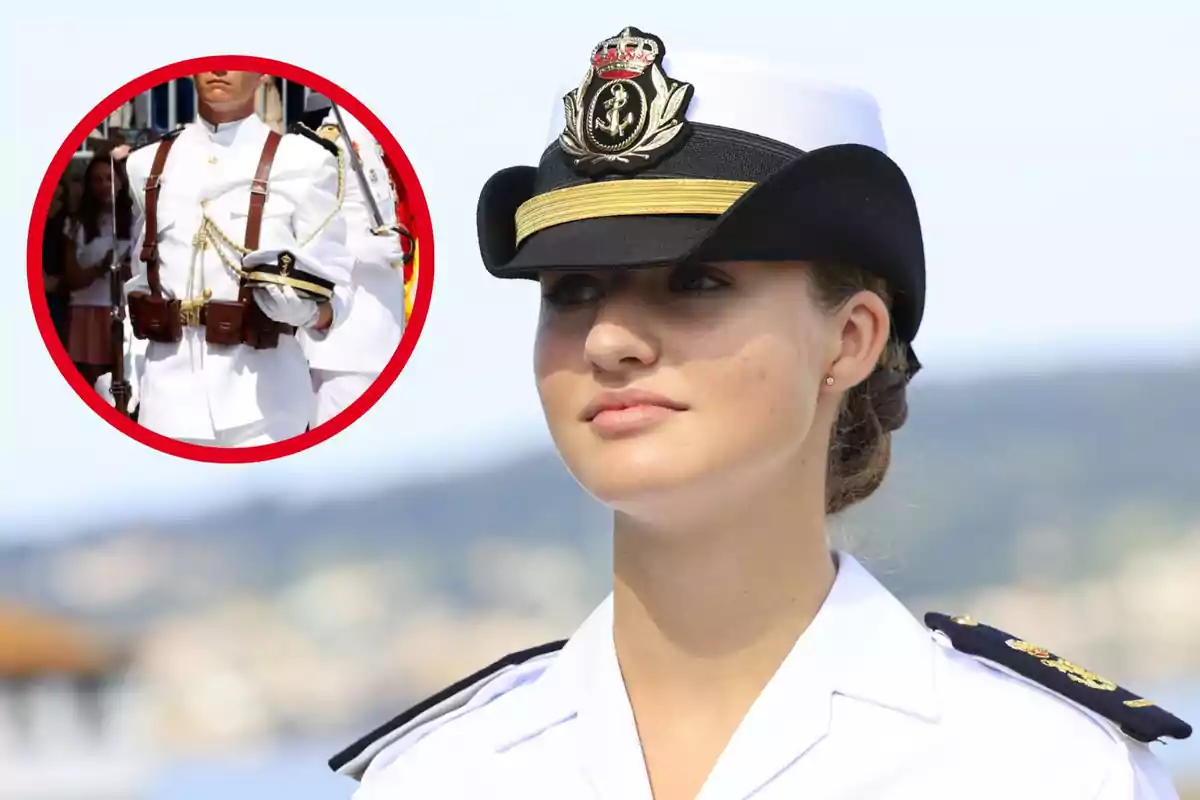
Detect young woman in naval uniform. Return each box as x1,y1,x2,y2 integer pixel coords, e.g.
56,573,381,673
331,27,1191,800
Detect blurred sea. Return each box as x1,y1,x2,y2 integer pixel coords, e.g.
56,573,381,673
151,686,1200,799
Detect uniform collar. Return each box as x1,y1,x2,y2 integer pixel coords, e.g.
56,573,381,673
493,551,942,797
195,111,263,146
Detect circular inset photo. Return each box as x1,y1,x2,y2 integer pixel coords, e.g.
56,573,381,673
28,56,433,462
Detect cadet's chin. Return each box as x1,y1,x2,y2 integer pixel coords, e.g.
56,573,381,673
200,94,235,108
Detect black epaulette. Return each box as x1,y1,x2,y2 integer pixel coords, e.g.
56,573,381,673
328,639,566,778
926,612,1192,743
289,121,340,158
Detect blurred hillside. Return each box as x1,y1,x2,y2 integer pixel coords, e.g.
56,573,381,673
0,360,1197,754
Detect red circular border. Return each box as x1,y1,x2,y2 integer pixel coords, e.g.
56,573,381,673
26,55,435,464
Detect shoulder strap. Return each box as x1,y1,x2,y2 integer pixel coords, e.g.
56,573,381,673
289,121,340,157
244,130,283,252
139,132,181,298
925,612,1192,744
236,129,284,311
328,638,566,779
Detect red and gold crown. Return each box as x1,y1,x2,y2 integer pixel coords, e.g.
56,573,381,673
591,27,661,80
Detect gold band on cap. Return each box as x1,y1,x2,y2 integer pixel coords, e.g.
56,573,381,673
513,178,756,245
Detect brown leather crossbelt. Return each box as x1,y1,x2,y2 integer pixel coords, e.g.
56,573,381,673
128,129,294,350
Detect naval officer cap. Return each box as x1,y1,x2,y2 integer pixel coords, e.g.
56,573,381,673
478,26,926,360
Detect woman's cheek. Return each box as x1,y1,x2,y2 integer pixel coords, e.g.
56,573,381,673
721,341,815,439
534,330,580,421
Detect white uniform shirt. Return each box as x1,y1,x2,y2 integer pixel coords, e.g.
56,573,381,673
346,553,1182,799
70,213,131,307
298,109,406,375
124,113,351,440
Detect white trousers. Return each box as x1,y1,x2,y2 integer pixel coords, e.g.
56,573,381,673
311,369,378,428
174,414,304,448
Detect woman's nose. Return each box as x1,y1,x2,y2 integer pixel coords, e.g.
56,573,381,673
583,298,660,375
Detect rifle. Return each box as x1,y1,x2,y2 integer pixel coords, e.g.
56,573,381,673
106,144,132,417
103,127,169,417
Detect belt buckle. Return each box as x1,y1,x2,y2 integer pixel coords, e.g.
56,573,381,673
179,290,212,327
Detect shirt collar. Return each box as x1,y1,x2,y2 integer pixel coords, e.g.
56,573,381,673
491,550,942,791
799,551,940,719
195,111,262,146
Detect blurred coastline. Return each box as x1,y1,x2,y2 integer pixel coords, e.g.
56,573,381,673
2,360,1198,795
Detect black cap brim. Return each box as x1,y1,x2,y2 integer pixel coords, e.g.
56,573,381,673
479,143,924,342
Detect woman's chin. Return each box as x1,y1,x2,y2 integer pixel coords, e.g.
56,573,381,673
565,434,714,510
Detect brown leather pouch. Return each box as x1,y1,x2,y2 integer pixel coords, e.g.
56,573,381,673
241,300,285,350
204,301,246,347
128,291,182,343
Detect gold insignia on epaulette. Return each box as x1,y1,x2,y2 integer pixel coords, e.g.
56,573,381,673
1042,658,1117,692
1006,639,1050,658
317,124,340,143
1125,698,1156,708
1005,639,1117,692
951,615,979,626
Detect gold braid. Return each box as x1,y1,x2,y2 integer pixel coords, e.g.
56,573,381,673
299,146,346,247
195,141,347,277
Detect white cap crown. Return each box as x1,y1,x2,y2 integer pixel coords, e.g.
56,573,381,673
545,51,887,157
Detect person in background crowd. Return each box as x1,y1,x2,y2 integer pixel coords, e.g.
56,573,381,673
295,93,408,427
62,155,132,389
256,76,285,133
42,180,72,349
65,177,83,216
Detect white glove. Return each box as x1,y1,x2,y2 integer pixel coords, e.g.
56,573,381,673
354,229,407,267
252,283,320,328
93,372,139,414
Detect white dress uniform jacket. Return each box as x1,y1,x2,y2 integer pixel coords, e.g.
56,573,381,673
124,113,352,444
342,554,1182,800
298,109,407,380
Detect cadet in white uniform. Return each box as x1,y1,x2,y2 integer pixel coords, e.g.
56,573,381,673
296,94,408,428
331,28,1191,799
123,71,353,447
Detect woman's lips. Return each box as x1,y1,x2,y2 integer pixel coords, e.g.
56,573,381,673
581,389,688,438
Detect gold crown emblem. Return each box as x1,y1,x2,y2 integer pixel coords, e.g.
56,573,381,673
591,27,661,79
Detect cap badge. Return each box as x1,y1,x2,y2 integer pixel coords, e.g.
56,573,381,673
559,27,694,177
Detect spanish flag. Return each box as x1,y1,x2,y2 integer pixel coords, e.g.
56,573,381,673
404,239,418,320
381,153,420,322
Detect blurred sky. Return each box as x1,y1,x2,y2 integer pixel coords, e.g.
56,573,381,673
1,1,1197,537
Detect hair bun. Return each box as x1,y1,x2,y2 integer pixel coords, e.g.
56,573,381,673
864,367,910,433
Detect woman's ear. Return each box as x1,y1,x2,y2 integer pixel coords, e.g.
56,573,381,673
825,290,891,390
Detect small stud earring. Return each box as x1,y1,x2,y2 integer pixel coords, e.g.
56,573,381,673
824,375,835,386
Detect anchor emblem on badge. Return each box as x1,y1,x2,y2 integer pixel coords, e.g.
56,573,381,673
559,26,695,177
595,83,636,140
